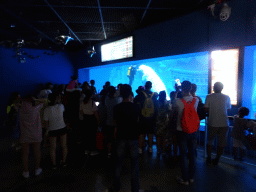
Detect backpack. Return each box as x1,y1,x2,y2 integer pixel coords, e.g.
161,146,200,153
141,91,155,118
181,98,200,134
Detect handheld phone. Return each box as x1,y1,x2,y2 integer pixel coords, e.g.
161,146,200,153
175,79,181,86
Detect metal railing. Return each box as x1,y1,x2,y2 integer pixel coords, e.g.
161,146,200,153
197,117,256,166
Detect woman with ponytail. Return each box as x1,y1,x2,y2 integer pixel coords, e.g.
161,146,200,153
44,93,68,169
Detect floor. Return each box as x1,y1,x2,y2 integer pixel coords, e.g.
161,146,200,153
1,133,256,192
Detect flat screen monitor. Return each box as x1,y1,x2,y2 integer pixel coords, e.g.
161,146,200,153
101,36,133,62
210,49,239,105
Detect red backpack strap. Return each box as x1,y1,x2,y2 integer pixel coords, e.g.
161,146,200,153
181,98,196,106
192,98,196,105
181,98,187,106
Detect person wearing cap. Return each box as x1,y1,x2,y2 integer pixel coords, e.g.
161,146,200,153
37,83,53,99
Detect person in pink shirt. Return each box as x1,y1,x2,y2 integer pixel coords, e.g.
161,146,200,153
19,95,44,178
66,76,78,92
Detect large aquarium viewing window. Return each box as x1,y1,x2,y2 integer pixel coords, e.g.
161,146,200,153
79,51,209,102
243,45,256,119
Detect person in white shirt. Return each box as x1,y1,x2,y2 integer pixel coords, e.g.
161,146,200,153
205,82,231,166
105,86,121,157
173,80,199,185
44,93,68,169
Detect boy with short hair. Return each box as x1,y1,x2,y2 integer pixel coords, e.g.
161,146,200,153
112,84,140,192
231,107,249,161
173,80,199,185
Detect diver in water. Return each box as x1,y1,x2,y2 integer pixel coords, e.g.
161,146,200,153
127,65,137,86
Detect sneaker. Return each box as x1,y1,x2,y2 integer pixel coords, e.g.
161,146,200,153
77,141,83,145
149,147,153,153
16,145,22,151
90,151,99,156
176,177,189,185
22,171,29,179
139,148,143,154
212,158,219,166
35,168,42,176
189,179,195,184
60,160,67,168
52,166,57,170
206,157,212,166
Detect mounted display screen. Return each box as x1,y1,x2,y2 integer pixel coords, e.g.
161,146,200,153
101,36,133,62
211,49,239,105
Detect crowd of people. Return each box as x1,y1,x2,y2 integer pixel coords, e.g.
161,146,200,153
6,75,256,192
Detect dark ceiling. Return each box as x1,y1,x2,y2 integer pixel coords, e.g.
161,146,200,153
0,0,227,52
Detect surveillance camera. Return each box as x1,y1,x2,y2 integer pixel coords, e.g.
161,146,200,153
220,3,231,21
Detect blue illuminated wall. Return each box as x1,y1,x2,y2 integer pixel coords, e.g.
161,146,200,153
243,45,256,119
0,46,75,137
79,51,209,102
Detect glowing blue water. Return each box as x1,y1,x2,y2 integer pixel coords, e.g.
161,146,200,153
138,65,170,100
79,51,209,102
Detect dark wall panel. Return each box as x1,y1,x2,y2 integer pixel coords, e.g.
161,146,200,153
0,47,75,136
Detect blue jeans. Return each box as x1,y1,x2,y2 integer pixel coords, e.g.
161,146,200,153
114,140,140,192
177,131,197,182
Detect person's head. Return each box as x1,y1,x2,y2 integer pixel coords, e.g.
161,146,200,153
136,86,144,94
213,82,223,93
145,81,152,90
108,86,116,97
71,75,78,80
177,91,183,98
45,82,53,90
117,84,122,90
58,84,65,92
238,107,249,118
82,81,90,89
191,83,197,96
158,91,166,103
83,89,93,104
48,92,60,106
77,83,82,88
105,81,110,88
90,80,95,86
120,84,132,100
170,91,177,104
8,92,20,105
181,80,192,94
